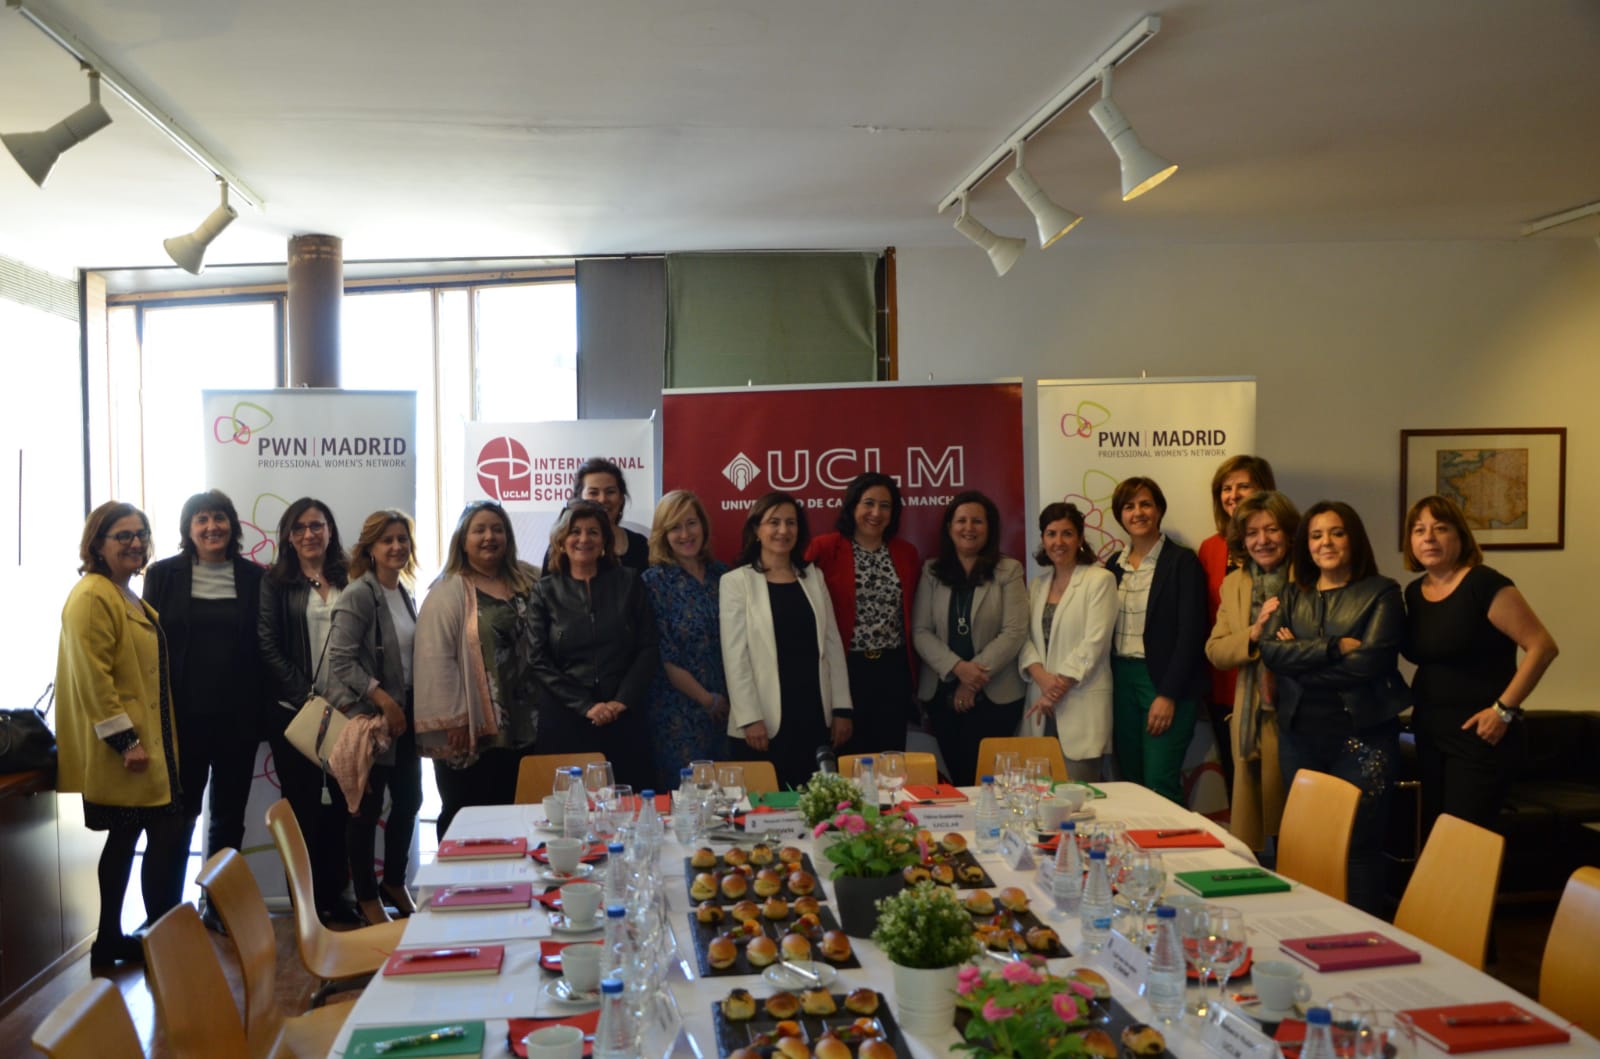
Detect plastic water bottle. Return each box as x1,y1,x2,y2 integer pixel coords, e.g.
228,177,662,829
1143,905,1186,1024
563,767,589,841
636,789,663,844
599,904,630,978
975,775,1002,854
593,976,636,1058
604,842,628,905
858,757,878,808
1050,821,1083,920
1301,1007,1337,1059
1081,848,1114,953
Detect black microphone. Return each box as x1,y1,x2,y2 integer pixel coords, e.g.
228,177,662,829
814,745,838,774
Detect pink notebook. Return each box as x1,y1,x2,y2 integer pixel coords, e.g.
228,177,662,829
429,882,534,911
1280,931,1420,972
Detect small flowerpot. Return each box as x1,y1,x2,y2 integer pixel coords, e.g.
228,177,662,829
831,873,904,937
891,961,961,1035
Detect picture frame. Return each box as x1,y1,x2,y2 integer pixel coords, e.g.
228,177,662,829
1399,428,1566,550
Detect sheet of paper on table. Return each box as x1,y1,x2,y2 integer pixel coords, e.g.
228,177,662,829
401,908,554,946
414,856,541,888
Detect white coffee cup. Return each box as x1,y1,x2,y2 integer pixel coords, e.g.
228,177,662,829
523,1023,584,1059
559,941,602,993
1253,959,1313,1014
545,836,584,874
560,881,602,925
1037,790,1087,831
542,795,566,826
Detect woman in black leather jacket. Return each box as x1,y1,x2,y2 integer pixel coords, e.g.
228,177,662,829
258,498,356,925
528,501,660,790
1260,500,1408,916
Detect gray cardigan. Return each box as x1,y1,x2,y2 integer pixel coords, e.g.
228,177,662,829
323,571,415,722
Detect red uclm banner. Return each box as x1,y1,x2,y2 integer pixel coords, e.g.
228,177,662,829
663,382,1025,565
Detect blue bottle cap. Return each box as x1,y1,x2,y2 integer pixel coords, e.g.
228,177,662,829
1059,821,1075,831
861,757,873,765
606,904,626,918
570,767,584,776
980,774,994,783
641,789,655,798
601,976,624,994
1156,905,1177,919
1306,1007,1331,1025
608,842,624,853
680,767,693,776
1088,849,1106,860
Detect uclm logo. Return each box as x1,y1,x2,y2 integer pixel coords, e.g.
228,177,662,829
722,452,762,491
724,447,965,492
476,437,532,502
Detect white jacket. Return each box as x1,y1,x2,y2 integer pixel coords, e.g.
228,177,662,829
1018,564,1117,760
720,565,852,739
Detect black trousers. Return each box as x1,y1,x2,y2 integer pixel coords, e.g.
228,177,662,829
269,728,351,913
1416,703,1524,834
926,685,1025,787
839,650,912,758
176,710,262,860
433,746,527,842
348,725,422,901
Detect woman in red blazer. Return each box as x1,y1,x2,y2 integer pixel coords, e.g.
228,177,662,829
804,473,920,756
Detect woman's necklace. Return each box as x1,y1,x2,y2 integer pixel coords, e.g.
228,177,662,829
955,590,972,636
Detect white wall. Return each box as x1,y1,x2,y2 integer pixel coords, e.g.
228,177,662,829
897,239,1600,712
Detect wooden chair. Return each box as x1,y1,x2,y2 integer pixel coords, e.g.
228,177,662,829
1274,769,1362,901
514,752,606,804
264,800,406,1004
1393,813,1505,969
197,848,354,1058
715,759,779,794
31,978,143,1059
1541,865,1600,1036
141,903,250,1057
839,752,939,786
974,737,1069,783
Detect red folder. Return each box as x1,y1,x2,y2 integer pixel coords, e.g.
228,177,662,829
437,836,528,860
382,944,505,979
1127,828,1224,850
1279,932,1420,972
430,882,534,911
904,783,969,804
1401,1002,1571,1053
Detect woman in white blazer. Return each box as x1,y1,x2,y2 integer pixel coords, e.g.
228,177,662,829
1019,503,1118,781
912,491,1029,786
720,492,853,788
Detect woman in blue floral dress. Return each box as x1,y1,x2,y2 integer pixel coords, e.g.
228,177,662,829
643,490,729,789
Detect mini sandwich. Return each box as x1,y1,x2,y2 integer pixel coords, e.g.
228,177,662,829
859,1040,896,1059
844,988,880,1015
690,847,718,869
929,863,955,885
786,869,817,895
902,864,931,884
763,991,800,1019
778,845,804,865
722,847,750,867
720,872,749,899
762,896,790,920
748,842,775,865
962,889,996,915
774,1037,809,1059
690,873,719,900
1068,966,1112,1000
1079,1029,1118,1057
779,931,812,962
996,886,1030,912
753,868,784,896
730,899,762,922
941,832,968,854
1026,925,1060,952
745,934,778,967
792,895,821,917
819,929,852,962
814,1035,851,1059
708,933,739,970
801,988,838,1015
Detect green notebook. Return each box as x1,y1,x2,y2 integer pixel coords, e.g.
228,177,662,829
749,790,803,810
1174,868,1293,897
346,1022,486,1058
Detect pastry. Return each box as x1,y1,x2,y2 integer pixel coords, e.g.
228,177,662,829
786,869,817,895
844,987,880,1015
1068,966,1112,1000
763,991,801,1018
793,912,823,936
689,872,718,900
728,1050,762,1059
753,868,784,896
774,1037,810,1059
721,872,749,899
762,896,790,920
1025,925,1060,952
958,862,987,883
1121,1022,1167,1056
941,832,968,854
1079,1029,1118,1057
902,864,931,884
813,1035,851,1059
778,845,804,865
695,900,724,924
708,933,738,970
746,934,778,967
734,918,765,940
929,862,955,885
859,1040,896,1059
749,842,775,865
730,899,762,922
779,931,812,961
722,987,756,1020
996,886,1030,912
723,847,750,867
690,847,718,869
801,988,838,1015
792,895,821,916
986,928,1025,951
962,889,996,915
819,929,852,962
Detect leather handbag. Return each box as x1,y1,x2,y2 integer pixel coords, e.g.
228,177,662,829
0,684,57,774
285,691,347,768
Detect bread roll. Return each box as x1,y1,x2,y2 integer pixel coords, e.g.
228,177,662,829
763,991,800,1018
754,868,784,896
690,847,717,869
690,872,718,900
721,987,756,1020
721,872,749,899
844,988,880,1014
749,843,775,865
801,988,838,1015
708,933,738,969
746,935,778,967
996,886,1030,912
819,929,852,962
779,931,812,961
723,847,750,867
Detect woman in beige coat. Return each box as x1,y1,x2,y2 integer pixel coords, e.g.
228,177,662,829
1204,490,1300,853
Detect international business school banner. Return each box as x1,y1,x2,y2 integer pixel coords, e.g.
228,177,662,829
204,388,418,896
463,419,655,560
663,382,1024,564
1035,376,1255,814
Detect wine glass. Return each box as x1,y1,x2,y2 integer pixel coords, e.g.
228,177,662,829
717,765,746,818
584,761,615,839
1121,850,1167,941
1025,756,1052,796
877,751,907,806
1204,906,1248,1007
601,783,632,842
689,759,717,835
1178,905,1214,1016
993,751,1021,796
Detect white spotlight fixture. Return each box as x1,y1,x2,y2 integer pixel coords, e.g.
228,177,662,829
954,195,1025,277
1005,142,1082,248
1089,67,1177,201
2,69,112,187
164,180,238,274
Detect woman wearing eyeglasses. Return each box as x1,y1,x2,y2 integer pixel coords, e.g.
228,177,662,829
57,502,189,968
258,498,356,925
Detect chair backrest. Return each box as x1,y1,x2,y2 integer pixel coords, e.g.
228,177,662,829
31,978,143,1059
1393,813,1505,969
839,752,939,786
196,848,284,1057
142,903,250,1058
715,759,779,794
1274,769,1362,901
974,737,1069,783
264,798,334,971
514,752,607,804
1541,865,1600,1036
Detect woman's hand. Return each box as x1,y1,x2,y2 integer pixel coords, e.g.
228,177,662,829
742,720,770,752
1026,697,1054,722
587,700,627,726
705,692,729,722
831,716,853,748
1275,626,1297,641
445,725,470,753
1146,695,1176,736
952,687,978,713
1039,672,1074,704
952,659,990,691
1249,596,1281,643
1337,637,1362,656
1462,706,1509,745
121,743,149,773
374,691,407,737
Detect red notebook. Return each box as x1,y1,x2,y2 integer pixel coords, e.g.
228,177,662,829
531,842,607,864
437,836,528,860
430,882,534,911
904,783,969,804
1401,1002,1571,1053
509,1009,601,1057
1127,828,1224,850
1279,932,1420,972
382,944,505,979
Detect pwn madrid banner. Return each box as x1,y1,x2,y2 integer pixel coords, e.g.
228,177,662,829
463,419,655,558
203,388,417,897
663,381,1024,565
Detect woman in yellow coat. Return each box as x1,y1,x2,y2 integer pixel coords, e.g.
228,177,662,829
56,501,188,969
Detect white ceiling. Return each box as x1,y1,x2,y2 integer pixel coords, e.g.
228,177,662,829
2,0,1599,276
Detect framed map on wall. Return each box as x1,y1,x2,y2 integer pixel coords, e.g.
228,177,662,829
1400,428,1566,550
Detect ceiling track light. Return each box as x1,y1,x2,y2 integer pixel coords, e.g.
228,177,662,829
164,178,238,274
1005,142,1082,248
953,194,1025,277
2,67,111,187
1088,66,1177,201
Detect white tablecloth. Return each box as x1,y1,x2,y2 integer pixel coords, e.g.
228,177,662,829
327,782,1600,1058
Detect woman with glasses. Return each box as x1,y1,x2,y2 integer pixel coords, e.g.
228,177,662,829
142,489,266,930
57,502,189,968
258,498,356,925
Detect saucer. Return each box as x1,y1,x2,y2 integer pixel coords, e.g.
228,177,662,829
550,912,604,934
761,960,838,990
532,818,565,834
538,863,596,883
543,978,601,1008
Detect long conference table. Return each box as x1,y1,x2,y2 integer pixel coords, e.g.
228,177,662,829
327,782,1600,1058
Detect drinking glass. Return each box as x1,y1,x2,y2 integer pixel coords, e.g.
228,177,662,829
1178,905,1214,1016
993,752,1021,794
1121,850,1167,941
1025,756,1052,796
717,765,746,816
601,783,632,842
552,766,575,798
1330,995,1375,1058
585,762,616,838
1204,906,1249,1005
670,788,696,843
689,759,717,835
878,751,907,805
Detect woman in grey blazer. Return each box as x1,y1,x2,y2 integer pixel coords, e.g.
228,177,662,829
912,491,1029,786
324,510,421,925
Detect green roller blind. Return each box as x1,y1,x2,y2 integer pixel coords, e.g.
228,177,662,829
665,252,878,388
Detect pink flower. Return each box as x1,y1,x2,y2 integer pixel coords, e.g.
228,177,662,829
1067,980,1097,1000
842,814,869,836
813,821,830,838
1002,960,1044,985
836,800,853,811
902,809,918,825
956,965,984,996
1052,992,1083,1022
982,997,1017,1021
834,812,850,828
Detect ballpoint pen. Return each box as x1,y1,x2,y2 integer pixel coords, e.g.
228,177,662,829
1210,871,1266,881
373,1026,467,1054
455,837,515,846
1155,829,1202,838
1305,937,1382,950
439,885,515,897
1443,1015,1535,1027
400,947,480,962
